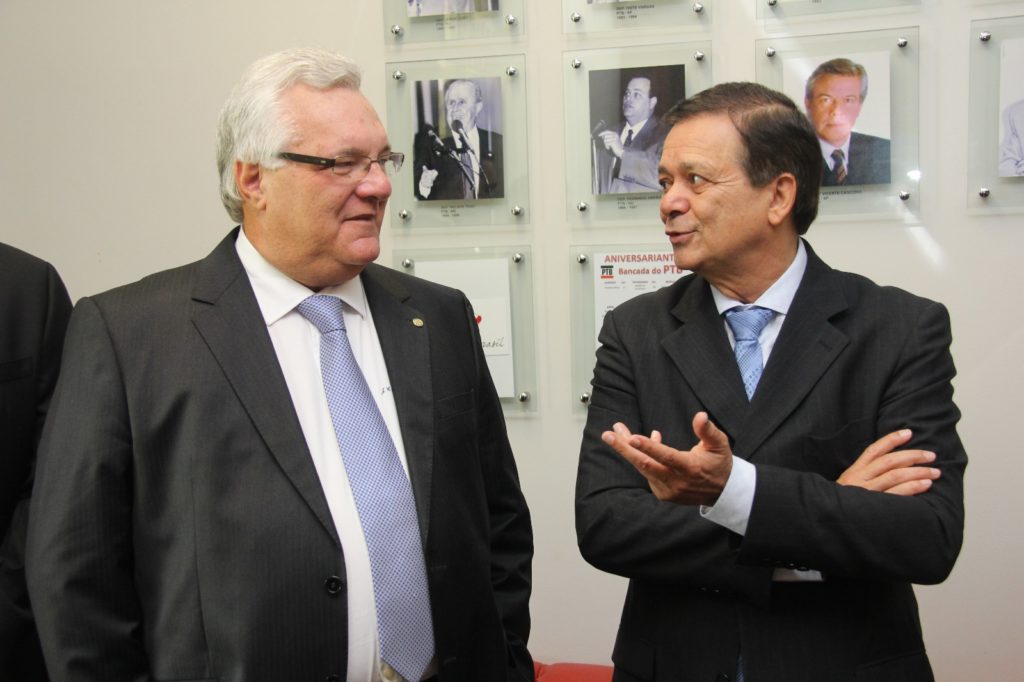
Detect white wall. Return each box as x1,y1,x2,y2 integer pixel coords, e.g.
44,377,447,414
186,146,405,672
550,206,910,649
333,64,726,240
1,1,1021,679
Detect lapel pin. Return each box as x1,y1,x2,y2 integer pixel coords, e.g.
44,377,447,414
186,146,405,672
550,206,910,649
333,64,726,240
412,318,425,327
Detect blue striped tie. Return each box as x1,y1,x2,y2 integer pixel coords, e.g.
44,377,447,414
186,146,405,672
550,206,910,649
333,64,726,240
724,306,775,401
298,294,434,682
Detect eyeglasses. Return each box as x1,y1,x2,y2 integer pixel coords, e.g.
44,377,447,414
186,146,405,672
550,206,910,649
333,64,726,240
278,151,405,179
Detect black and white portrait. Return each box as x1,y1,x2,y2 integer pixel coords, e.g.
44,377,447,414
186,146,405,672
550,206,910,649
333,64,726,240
411,77,504,201
999,37,1024,177
406,0,498,17
588,64,685,195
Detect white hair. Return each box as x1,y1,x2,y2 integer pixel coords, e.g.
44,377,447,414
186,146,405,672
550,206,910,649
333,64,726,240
216,48,362,223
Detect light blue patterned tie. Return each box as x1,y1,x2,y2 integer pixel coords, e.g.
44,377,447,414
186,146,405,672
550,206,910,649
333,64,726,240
297,295,434,682
724,306,775,401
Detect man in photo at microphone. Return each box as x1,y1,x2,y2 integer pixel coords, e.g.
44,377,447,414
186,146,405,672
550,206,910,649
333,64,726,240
414,79,504,201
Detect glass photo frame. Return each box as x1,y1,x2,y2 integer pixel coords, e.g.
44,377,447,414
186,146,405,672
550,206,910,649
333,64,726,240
756,27,921,220
383,0,524,45
562,0,710,35
756,0,919,21
967,15,1024,213
564,42,712,228
391,246,538,413
569,244,688,412
386,54,530,230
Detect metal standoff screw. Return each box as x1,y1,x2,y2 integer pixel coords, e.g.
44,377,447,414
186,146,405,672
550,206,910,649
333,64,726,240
897,37,908,48
571,58,582,69
580,393,591,404
576,201,588,212
517,392,530,403
392,70,405,81
511,205,523,216
398,209,410,220
401,259,413,269
512,253,524,264
899,191,911,201
979,187,991,198
980,31,992,42
694,51,705,62
693,2,704,13
506,66,518,77
765,47,776,58
577,254,588,264
570,12,581,23
390,25,403,36
505,14,517,26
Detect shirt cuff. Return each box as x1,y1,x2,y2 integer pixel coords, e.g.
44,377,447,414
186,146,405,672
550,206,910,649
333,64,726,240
699,456,755,536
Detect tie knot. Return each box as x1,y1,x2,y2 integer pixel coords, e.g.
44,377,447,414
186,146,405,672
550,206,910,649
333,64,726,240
296,294,347,334
724,306,774,342
831,148,845,163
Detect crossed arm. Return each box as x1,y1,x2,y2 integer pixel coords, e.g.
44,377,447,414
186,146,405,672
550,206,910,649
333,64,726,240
602,412,940,505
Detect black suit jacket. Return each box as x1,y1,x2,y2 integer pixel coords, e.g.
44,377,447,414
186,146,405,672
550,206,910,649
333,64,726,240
576,242,965,682
822,132,891,186
414,128,504,200
26,230,533,682
592,119,669,195
0,243,71,682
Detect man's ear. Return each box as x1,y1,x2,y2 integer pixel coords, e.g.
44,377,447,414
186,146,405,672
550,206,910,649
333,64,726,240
235,161,267,212
767,173,798,228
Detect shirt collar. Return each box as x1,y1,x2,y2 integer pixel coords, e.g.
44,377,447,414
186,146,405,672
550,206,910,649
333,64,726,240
235,226,369,326
818,137,852,168
711,239,807,316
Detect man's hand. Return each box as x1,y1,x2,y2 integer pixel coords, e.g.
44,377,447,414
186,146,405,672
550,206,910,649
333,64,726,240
597,130,625,158
601,411,732,506
418,166,438,198
838,429,940,496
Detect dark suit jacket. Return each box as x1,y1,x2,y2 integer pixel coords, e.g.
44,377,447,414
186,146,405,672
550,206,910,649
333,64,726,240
0,242,71,682
822,132,891,186
26,230,533,682
413,128,503,200
592,118,669,195
576,242,965,682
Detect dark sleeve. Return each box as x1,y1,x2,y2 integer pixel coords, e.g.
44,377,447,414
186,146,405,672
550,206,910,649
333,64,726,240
741,300,966,584
0,256,70,677
575,307,773,605
26,297,151,682
465,296,534,681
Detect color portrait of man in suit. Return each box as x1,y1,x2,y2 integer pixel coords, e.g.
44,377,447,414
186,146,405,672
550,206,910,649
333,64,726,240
0,243,71,682
27,48,533,682
805,58,891,187
576,82,965,682
591,75,671,195
414,78,504,201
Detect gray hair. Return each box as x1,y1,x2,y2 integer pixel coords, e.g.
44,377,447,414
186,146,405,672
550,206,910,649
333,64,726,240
216,48,362,223
804,58,868,102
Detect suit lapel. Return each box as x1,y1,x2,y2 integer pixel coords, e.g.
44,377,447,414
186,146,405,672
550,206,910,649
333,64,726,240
361,265,434,544
660,277,751,442
190,230,340,545
735,244,849,459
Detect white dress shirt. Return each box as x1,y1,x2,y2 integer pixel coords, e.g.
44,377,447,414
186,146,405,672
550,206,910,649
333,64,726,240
236,229,434,681
700,241,823,582
454,125,481,197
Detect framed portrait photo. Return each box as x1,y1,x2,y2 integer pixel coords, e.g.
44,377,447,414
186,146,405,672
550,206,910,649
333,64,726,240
384,0,523,44
565,42,712,228
386,55,529,229
967,15,1024,213
757,27,921,220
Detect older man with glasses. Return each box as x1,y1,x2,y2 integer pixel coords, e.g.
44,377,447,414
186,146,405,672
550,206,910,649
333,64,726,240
27,47,533,682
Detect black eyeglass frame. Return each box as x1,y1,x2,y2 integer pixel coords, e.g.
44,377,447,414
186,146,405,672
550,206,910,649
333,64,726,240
278,151,405,177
